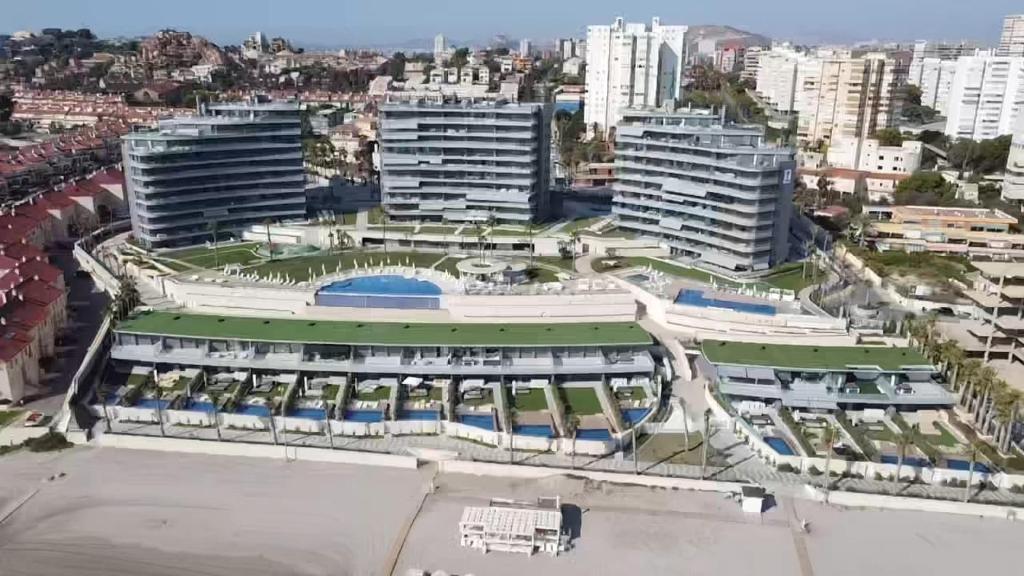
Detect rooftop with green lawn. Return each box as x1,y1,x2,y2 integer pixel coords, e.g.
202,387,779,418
702,340,930,371
118,311,653,347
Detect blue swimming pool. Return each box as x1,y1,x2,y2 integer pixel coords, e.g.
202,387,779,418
459,414,495,430
289,407,327,420
186,400,217,413
237,404,272,417
576,429,612,441
320,275,442,296
514,424,554,438
764,436,795,455
135,398,171,410
345,409,383,423
945,459,991,473
401,409,440,421
621,408,651,425
880,454,932,467
676,289,776,316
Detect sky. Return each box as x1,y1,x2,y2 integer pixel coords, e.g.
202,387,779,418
2,0,1021,49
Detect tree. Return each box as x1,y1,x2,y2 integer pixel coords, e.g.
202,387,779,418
450,47,470,70
568,229,581,270
387,52,407,80
209,220,220,268
0,94,14,123
700,409,712,480
893,171,959,206
907,84,922,106
263,218,274,261
874,128,904,147
893,425,917,488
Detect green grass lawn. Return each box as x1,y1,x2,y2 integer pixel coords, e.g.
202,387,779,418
922,422,961,449
535,256,575,272
844,244,975,285
760,264,818,292
428,387,444,401
433,256,466,278
702,340,927,370
355,386,391,402
512,389,548,411
527,267,562,283
321,384,341,403
860,424,896,443
635,432,717,466
163,243,262,269
119,311,654,347
560,387,604,416
561,216,602,234
0,410,25,427
851,381,882,395
250,251,444,281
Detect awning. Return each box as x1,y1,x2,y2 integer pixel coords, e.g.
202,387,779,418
402,376,424,387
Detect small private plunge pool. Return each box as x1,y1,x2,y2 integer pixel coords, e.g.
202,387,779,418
316,275,443,309
459,414,495,430
344,409,384,423
764,436,795,456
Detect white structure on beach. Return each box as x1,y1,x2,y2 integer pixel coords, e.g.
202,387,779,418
459,497,566,556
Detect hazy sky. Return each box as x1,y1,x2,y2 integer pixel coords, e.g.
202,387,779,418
2,0,1019,48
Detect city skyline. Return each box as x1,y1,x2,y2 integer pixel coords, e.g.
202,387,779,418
3,0,1022,48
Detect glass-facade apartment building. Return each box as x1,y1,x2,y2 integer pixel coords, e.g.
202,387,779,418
379,99,551,224
612,109,796,272
122,98,305,249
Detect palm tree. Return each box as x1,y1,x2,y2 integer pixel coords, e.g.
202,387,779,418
327,231,335,252
963,443,979,502
893,424,917,489
263,218,274,261
526,222,537,268
486,213,498,261
568,229,581,271
474,223,487,263
700,408,712,480
209,220,220,268
567,414,581,470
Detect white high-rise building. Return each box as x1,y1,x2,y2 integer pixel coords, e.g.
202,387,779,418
944,55,1024,140
434,33,447,63
793,51,905,146
917,58,958,114
1003,113,1024,202
998,15,1024,57
584,17,687,135
754,46,804,113
519,38,532,57
908,40,978,85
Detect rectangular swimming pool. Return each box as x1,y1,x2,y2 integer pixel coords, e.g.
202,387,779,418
236,404,272,417
675,289,776,316
185,400,217,413
344,409,383,423
880,454,931,468
764,436,795,455
514,424,553,438
289,407,327,420
621,408,651,426
401,409,440,421
135,398,171,410
459,414,494,430
576,429,612,441
945,459,991,473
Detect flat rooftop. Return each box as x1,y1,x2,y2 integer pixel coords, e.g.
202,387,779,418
116,311,653,347
702,340,929,371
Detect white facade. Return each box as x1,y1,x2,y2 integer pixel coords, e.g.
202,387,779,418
754,46,804,113
944,55,1024,140
584,17,688,135
795,51,904,146
434,34,448,64
999,15,1024,57
827,138,923,173
1003,114,1024,201
740,46,764,81
909,40,978,85
917,58,958,114
519,38,532,58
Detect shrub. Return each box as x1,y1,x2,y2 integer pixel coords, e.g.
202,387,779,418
777,463,795,473
1009,484,1024,494
24,432,73,453
874,472,885,481
808,466,823,476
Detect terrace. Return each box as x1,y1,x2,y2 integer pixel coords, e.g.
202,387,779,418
236,372,296,417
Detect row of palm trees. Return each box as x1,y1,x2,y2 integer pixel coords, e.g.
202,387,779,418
907,316,1022,456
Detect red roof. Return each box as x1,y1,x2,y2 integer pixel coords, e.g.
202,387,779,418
89,169,124,186
8,301,49,328
0,243,46,262
0,216,43,244
0,270,21,293
19,278,64,307
42,191,76,209
67,179,107,197
16,260,62,286
0,328,33,362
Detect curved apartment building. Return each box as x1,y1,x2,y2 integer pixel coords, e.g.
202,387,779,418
379,99,550,224
612,109,796,272
123,99,305,249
